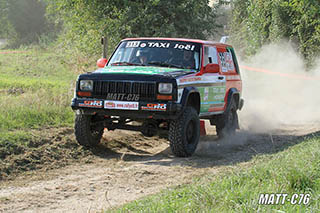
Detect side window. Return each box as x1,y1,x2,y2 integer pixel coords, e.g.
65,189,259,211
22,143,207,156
111,47,134,63
194,51,200,69
203,46,218,67
203,46,209,66
208,47,218,64
225,49,235,73
218,48,235,73
228,47,240,74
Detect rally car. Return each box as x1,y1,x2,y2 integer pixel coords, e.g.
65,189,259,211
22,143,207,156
71,37,244,157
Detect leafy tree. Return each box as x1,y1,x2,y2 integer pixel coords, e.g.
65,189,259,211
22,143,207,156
229,0,250,55
230,0,320,65
0,0,14,38
47,0,219,56
0,0,57,47
8,0,47,45
284,0,320,61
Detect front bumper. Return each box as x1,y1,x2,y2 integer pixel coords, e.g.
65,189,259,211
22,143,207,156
71,98,182,120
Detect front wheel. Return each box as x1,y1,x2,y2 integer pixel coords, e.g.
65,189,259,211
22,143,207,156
169,106,200,157
74,112,104,147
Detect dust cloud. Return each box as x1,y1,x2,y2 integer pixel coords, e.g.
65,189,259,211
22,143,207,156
239,41,320,133
197,41,320,154
196,127,252,157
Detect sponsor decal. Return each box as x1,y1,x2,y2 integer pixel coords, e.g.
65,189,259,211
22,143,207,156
126,41,140,48
199,85,226,113
104,101,115,108
78,100,103,108
98,65,187,75
219,52,227,72
219,52,235,72
179,77,202,83
213,94,224,100
106,93,140,101
173,43,195,51
141,103,167,111
137,42,195,50
104,101,139,110
212,87,226,93
140,42,171,48
204,87,209,101
226,75,240,80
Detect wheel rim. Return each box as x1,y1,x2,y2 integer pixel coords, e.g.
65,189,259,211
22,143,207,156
186,119,195,144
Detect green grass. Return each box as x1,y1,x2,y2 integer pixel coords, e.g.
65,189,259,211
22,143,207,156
0,74,70,92
0,48,77,132
0,50,75,79
0,90,74,130
115,135,320,212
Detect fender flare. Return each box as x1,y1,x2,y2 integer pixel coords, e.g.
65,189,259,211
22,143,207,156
226,88,242,111
180,87,200,113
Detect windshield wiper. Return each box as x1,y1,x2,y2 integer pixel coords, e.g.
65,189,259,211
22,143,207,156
111,62,145,66
148,61,184,69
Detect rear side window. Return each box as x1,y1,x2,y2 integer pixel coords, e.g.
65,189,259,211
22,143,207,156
203,46,218,67
218,48,235,73
227,47,240,74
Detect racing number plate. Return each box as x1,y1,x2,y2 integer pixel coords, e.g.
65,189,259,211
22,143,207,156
104,100,139,110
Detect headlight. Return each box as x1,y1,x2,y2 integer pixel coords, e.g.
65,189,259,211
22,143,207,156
79,80,93,91
158,83,173,94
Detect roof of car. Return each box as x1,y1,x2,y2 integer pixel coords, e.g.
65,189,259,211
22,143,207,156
121,37,231,47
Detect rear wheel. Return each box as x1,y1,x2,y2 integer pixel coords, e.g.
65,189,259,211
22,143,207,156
169,106,200,157
216,99,238,138
74,112,104,147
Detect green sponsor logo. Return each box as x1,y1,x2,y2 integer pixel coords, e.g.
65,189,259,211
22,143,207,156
96,66,183,75
199,86,225,113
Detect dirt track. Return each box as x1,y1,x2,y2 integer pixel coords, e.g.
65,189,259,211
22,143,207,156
0,123,319,212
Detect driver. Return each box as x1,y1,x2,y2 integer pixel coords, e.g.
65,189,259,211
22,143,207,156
137,49,148,65
182,51,195,69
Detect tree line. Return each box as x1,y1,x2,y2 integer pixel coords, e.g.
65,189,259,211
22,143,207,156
0,0,56,47
230,0,320,65
46,0,219,56
0,0,319,65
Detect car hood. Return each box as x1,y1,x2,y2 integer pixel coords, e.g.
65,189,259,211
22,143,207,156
94,66,196,78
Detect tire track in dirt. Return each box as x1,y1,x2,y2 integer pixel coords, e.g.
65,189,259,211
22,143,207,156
0,124,319,212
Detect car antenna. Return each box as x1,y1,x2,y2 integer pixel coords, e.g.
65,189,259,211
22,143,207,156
101,36,108,59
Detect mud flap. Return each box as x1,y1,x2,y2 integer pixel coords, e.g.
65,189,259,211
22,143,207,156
200,120,206,136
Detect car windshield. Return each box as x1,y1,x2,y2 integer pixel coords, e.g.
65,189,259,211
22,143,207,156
107,40,201,70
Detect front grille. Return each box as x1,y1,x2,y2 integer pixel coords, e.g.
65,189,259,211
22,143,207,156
93,81,156,101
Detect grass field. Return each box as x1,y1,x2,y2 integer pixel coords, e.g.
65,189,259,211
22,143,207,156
1,47,320,212
0,48,78,157
115,134,320,212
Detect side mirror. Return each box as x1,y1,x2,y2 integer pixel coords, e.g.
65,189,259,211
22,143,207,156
97,58,108,68
204,64,220,73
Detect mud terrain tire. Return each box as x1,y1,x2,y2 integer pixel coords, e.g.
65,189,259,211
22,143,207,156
75,113,103,147
216,98,238,138
169,106,200,157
